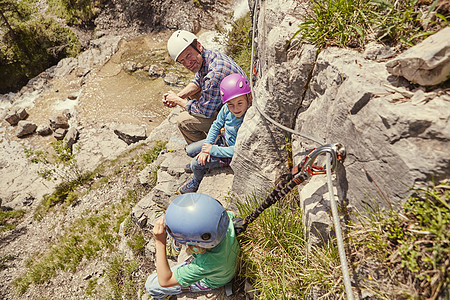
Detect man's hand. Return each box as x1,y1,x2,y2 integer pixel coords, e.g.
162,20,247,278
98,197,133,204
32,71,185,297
162,91,188,109
153,216,167,245
196,152,210,165
162,92,177,108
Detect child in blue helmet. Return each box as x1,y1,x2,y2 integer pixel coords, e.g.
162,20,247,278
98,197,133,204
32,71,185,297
179,73,252,194
145,193,240,299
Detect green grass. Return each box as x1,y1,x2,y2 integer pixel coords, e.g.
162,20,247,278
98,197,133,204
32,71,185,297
236,190,345,298
350,183,450,298
12,141,167,296
0,208,25,232
105,255,141,299
237,183,449,299
293,0,449,49
13,202,129,294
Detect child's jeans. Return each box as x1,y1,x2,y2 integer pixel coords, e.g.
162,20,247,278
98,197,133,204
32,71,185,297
185,139,230,183
145,262,212,299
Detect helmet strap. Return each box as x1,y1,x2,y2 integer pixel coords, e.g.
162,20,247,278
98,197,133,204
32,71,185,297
190,40,202,55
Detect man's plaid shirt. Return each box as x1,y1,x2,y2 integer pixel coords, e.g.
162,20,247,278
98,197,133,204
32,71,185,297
188,48,247,118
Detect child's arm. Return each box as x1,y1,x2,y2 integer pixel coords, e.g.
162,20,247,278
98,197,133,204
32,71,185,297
153,216,180,287
205,106,226,145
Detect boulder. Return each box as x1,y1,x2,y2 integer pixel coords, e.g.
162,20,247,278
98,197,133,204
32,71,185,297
5,107,28,126
49,115,69,130
386,27,450,86
163,72,180,86
148,65,164,78
16,108,29,120
54,128,68,140
16,121,37,137
5,111,20,126
65,127,79,149
113,124,147,145
36,124,52,136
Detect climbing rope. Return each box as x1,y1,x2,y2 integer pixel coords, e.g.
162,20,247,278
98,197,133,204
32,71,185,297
241,0,356,298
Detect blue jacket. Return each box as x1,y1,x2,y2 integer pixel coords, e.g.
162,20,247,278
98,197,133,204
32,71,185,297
204,104,245,158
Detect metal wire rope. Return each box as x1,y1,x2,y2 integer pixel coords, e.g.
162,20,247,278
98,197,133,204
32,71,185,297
248,0,355,299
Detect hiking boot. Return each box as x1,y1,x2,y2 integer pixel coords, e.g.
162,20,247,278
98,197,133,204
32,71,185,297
180,177,200,194
184,163,193,173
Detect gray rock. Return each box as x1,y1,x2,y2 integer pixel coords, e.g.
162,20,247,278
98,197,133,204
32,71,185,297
49,115,69,130
36,124,52,136
113,124,147,145
16,120,37,137
148,65,164,78
363,41,396,61
386,27,450,86
54,128,68,140
163,72,179,86
65,127,79,149
231,42,319,198
5,110,20,126
123,61,138,73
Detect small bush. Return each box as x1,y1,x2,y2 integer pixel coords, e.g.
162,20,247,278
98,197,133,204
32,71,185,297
105,255,141,300
141,140,167,164
0,208,25,232
47,0,101,26
0,13,81,92
216,12,252,78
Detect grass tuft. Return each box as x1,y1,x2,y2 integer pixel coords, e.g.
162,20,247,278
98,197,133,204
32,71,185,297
293,0,449,50
237,183,449,298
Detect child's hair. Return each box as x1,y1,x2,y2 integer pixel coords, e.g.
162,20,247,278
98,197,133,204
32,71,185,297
186,244,207,255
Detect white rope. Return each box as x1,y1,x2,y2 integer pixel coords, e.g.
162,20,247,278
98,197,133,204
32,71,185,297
249,1,355,298
326,153,355,300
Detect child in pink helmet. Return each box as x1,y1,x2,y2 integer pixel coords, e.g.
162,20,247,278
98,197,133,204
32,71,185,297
180,73,252,194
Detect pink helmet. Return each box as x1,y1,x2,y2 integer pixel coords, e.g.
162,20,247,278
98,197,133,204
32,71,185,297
220,73,251,104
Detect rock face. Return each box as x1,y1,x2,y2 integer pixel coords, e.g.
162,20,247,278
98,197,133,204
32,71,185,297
231,0,450,249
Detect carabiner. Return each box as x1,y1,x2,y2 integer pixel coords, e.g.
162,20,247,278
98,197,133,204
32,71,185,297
292,143,346,178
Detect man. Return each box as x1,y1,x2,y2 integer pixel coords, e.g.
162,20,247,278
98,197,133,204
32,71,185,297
163,30,247,144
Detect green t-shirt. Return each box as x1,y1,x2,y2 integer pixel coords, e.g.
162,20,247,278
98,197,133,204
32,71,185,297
174,211,240,288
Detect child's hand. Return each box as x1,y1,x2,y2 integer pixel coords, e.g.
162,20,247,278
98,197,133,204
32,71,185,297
196,152,210,165
153,216,167,245
201,143,212,154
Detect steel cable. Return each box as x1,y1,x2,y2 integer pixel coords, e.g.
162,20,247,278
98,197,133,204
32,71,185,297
248,1,355,298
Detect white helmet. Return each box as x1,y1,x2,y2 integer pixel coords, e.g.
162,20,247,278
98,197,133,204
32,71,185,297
167,30,198,61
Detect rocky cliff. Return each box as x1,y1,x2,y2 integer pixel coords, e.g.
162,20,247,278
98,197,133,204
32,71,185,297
231,0,449,244
0,0,449,299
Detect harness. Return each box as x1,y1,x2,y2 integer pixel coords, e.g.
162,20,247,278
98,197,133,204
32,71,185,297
233,143,346,234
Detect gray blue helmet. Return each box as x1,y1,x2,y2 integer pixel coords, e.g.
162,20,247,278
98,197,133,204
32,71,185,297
165,193,230,249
